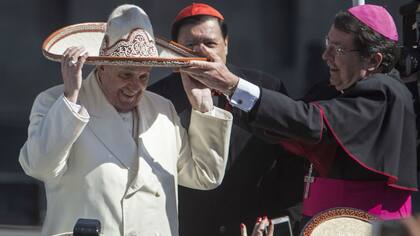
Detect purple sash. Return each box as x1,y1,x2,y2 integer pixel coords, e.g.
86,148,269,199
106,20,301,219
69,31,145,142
303,177,412,219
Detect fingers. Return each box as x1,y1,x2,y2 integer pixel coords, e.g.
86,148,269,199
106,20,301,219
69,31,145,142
77,49,89,70
179,67,212,87
61,46,87,103
252,217,263,236
240,223,248,236
180,57,222,81
61,47,71,70
200,44,223,63
251,217,270,236
184,60,214,70
267,219,274,236
62,46,88,69
179,60,220,82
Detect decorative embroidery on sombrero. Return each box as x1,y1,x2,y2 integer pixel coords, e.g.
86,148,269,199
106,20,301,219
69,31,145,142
99,28,158,57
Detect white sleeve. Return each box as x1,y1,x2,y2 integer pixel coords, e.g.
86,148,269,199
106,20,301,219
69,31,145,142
177,106,233,190
19,92,89,181
63,95,90,120
230,78,260,112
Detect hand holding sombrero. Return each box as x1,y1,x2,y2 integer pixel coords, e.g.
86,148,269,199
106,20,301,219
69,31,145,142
42,5,206,67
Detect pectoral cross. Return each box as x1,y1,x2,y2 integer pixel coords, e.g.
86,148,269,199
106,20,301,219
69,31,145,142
303,164,314,199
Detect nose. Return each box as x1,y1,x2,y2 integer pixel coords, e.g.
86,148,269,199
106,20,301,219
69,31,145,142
192,43,206,55
128,78,146,91
322,46,333,62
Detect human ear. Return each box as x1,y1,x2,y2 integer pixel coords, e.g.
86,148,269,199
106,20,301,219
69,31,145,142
366,52,383,72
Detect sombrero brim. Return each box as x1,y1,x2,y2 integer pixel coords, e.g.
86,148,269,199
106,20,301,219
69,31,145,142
42,22,207,67
300,207,377,236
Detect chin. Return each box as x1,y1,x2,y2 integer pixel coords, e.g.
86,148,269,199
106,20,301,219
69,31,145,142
121,95,141,105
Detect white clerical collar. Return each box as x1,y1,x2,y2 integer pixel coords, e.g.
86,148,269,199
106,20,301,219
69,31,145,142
119,108,139,146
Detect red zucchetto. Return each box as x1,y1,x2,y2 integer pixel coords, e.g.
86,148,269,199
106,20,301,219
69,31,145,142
174,3,224,22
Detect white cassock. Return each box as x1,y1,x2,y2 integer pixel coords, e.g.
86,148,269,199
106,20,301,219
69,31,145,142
19,70,232,236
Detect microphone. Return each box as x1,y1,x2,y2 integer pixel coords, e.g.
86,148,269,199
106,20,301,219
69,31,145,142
73,218,101,236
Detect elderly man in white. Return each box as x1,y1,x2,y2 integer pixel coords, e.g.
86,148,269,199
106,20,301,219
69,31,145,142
19,4,232,236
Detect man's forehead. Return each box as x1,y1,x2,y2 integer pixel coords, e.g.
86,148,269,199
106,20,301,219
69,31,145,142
113,65,151,73
181,20,222,38
327,26,356,45
185,18,220,31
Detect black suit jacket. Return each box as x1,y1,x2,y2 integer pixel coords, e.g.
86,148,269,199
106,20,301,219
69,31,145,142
148,64,304,236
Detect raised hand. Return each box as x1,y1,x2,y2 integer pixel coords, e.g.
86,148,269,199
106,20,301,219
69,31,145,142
240,217,273,236
61,46,88,103
180,71,213,113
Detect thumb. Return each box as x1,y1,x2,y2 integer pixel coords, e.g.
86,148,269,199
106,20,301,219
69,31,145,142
200,44,223,63
240,223,248,236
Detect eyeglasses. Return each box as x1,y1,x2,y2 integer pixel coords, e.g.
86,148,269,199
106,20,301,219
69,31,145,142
324,37,360,56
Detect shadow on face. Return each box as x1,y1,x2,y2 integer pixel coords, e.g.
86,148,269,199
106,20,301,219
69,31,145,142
97,65,151,112
177,18,228,63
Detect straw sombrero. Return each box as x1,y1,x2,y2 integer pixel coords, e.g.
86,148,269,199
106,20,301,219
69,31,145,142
300,207,377,236
42,4,206,67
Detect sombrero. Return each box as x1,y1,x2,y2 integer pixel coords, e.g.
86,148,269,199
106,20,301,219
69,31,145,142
300,207,377,236
42,4,206,67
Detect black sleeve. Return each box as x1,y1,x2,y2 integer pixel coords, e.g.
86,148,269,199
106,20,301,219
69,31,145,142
230,68,289,139
257,70,288,95
300,80,340,102
248,87,326,143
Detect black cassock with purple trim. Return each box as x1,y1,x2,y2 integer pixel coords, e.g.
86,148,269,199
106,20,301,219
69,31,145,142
243,69,417,219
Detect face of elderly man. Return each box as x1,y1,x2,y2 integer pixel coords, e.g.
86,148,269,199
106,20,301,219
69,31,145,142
177,18,228,64
322,25,369,91
97,65,151,112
